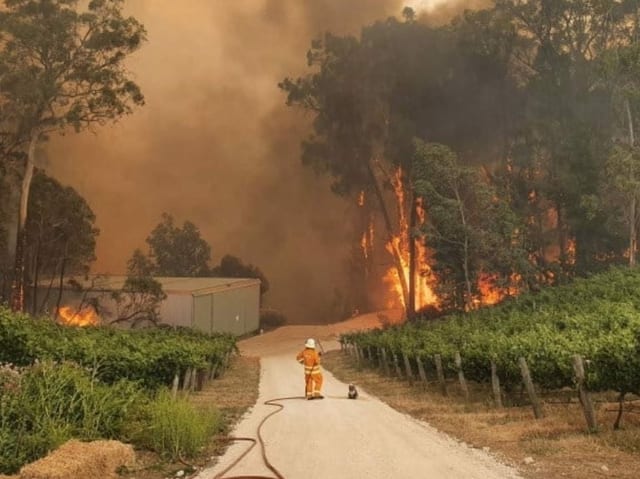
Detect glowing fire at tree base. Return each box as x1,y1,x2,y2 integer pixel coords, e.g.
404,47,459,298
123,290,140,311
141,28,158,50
57,306,100,327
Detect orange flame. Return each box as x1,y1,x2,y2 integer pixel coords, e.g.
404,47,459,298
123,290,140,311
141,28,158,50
473,273,521,307
380,167,523,312
566,238,576,265
57,306,100,327
382,167,438,312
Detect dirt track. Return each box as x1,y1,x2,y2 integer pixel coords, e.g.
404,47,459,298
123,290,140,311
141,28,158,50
196,313,522,479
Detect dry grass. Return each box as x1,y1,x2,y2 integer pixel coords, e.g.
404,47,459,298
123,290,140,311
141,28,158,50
128,355,260,479
323,350,640,479
21,440,135,479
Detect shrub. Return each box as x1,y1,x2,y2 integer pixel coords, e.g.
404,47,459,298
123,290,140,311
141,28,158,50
136,389,221,460
0,361,145,474
0,307,237,389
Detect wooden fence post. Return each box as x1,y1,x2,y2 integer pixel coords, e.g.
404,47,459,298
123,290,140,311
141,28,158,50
182,367,192,391
224,350,232,369
190,368,197,392
454,351,469,400
381,348,391,376
490,361,503,408
368,346,377,367
171,370,180,398
416,354,428,390
434,354,447,396
210,362,220,380
403,352,414,385
572,355,597,431
518,357,543,419
196,369,207,391
392,352,404,378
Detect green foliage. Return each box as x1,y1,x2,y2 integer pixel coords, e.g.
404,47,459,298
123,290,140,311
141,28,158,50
0,307,236,389
342,267,640,395
135,389,221,460
0,0,146,138
0,360,146,474
0,307,237,473
143,213,212,277
413,141,526,309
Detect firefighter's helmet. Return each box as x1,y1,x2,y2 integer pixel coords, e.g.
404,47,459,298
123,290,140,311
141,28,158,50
305,338,316,349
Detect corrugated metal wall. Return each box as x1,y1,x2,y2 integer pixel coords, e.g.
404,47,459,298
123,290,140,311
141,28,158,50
192,283,260,335
160,294,193,328
193,294,212,334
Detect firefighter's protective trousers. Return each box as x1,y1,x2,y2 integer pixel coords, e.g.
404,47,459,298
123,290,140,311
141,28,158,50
296,348,323,397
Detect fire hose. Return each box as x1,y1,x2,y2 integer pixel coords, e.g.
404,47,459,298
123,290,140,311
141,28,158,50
212,338,326,479
212,396,305,479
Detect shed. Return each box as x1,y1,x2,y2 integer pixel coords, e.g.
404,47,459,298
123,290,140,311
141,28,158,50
37,275,261,336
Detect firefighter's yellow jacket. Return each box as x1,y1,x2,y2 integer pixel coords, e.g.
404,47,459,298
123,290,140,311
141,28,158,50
296,348,322,376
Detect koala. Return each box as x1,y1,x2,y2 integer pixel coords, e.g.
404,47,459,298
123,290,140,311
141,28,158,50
348,383,359,399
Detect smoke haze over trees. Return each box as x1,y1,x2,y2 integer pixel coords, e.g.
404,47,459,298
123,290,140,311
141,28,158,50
39,0,417,323
6,0,633,323
281,0,640,316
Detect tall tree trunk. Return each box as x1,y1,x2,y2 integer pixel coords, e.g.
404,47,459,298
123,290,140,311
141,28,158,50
408,192,417,319
626,98,637,268
366,158,410,316
10,130,40,312
454,186,473,311
39,259,57,317
31,235,41,315
55,251,68,320
556,202,568,270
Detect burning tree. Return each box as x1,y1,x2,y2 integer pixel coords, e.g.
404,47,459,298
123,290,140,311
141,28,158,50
280,14,517,317
413,141,525,311
280,27,426,317
0,0,146,312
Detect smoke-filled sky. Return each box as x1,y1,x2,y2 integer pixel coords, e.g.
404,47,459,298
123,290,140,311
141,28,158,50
45,0,452,323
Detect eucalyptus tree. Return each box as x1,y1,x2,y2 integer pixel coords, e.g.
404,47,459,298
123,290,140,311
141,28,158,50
25,170,99,315
280,10,520,316
412,141,525,310
211,254,270,296
0,0,146,311
597,43,640,267
495,0,632,273
280,21,417,314
110,276,166,328
131,213,212,278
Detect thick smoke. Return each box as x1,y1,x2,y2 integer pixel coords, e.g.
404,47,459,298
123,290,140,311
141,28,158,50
46,0,408,323
46,0,484,323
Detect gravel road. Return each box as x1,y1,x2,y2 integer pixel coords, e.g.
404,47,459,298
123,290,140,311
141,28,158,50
196,314,522,479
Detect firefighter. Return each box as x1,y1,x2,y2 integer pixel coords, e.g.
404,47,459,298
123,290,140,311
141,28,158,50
296,338,324,399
